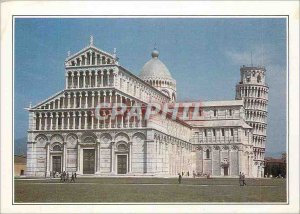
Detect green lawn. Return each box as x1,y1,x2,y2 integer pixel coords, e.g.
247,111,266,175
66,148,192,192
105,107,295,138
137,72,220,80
14,177,286,203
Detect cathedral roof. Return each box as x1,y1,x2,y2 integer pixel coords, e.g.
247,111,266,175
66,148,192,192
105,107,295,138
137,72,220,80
139,49,173,80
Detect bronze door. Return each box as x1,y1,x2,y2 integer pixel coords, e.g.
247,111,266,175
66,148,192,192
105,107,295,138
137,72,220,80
83,149,95,174
117,155,127,174
52,156,62,173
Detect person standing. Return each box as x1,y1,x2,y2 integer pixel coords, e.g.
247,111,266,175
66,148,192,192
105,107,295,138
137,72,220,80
242,173,246,186
71,173,75,183
178,173,182,184
239,172,242,186
74,172,77,179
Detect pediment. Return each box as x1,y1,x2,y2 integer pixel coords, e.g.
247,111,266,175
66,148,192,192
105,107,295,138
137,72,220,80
65,45,117,67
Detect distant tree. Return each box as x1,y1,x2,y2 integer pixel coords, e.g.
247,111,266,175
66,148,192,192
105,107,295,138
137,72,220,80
281,152,286,162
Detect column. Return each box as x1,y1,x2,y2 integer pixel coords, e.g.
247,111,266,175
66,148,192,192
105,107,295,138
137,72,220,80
77,72,80,88
67,93,71,108
44,114,48,130
89,71,92,88
46,142,50,176
85,92,88,108
103,91,107,104
77,143,81,174
73,112,76,129
92,92,95,107
67,112,70,130
84,111,87,129
111,142,115,173
83,73,86,88
129,142,132,173
91,112,94,129
113,72,117,87
95,71,98,87
63,142,67,171
96,140,101,173
98,91,101,107
71,73,74,88
109,112,112,128
89,52,92,65
65,73,69,89
61,113,64,130
100,71,103,87
109,91,112,103
55,113,59,130
62,95,65,109
79,92,82,108
121,115,124,128
107,71,110,86
38,114,42,130
50,113,53,130
78,112,82,129
73,93,77,108
139,112,142,127
127,114,130,128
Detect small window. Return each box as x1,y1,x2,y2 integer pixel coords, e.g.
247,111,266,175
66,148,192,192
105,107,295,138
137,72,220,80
221,129,225,136
229,109,232,116
214,109,217,117
199,109,202,116
213,129,216,136
257,75,261,83
53,145,61,151
204,129,207,137
230,128,234,136
206,149,210,159
245,130,247,136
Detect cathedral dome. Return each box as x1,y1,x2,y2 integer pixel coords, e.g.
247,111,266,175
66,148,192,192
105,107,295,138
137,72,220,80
140,49,172,80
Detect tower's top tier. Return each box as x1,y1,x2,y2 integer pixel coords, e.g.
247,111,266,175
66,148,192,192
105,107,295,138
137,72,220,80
239,65,267,85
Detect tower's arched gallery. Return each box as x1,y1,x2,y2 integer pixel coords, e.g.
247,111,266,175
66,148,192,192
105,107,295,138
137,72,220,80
26,38,269,178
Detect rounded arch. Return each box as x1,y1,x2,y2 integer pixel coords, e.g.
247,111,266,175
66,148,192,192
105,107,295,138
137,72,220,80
81,132,97,141
132,132,146,141
115,132,130,142
99,133,112,143
50,134,64,144
35,134,48,142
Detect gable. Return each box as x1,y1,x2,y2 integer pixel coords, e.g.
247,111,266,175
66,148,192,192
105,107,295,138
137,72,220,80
65,45,117,67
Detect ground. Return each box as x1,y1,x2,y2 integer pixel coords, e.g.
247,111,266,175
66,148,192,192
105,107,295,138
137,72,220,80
14,177,286,203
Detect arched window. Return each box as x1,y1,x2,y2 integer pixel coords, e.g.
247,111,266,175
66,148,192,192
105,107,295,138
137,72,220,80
206,149,210,159
53,145,61,151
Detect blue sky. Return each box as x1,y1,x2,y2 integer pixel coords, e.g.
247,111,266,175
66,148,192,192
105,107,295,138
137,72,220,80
14,18,287,157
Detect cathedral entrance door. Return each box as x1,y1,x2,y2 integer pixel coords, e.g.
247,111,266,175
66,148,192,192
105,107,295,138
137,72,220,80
83,149,95,174
117,155,127,174
224,166,229,176
52,156,62,173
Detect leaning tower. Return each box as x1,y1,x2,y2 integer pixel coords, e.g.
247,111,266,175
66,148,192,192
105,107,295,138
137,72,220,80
235,65,269,178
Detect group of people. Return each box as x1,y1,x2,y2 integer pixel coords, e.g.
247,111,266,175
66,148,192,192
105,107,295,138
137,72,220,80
178,171,247,185
60,171,77,183
48,171,77,183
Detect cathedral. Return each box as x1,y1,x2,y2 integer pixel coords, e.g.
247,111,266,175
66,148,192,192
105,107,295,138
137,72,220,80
25,37,268,178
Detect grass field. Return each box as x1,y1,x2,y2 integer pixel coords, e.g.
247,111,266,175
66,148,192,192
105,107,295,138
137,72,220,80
14,177,286,203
